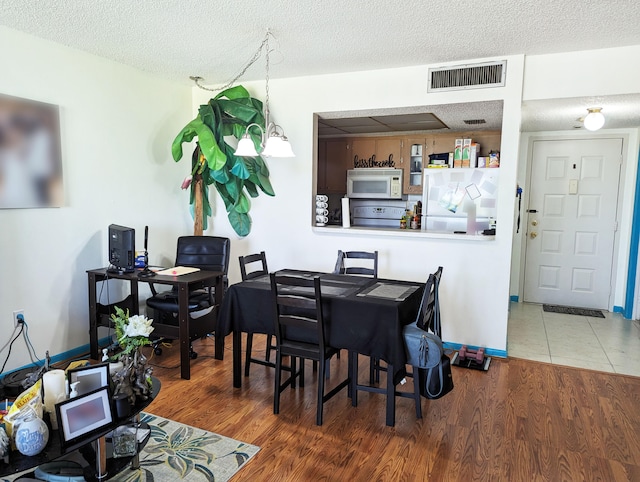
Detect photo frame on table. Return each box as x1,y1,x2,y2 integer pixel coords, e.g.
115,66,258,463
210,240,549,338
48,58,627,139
67,363,110,396
55,387,114,447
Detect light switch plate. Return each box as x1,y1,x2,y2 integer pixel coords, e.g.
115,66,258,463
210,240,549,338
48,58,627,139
569,179,578,194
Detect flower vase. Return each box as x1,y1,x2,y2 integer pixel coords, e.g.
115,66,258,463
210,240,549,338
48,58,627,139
112,348,153,405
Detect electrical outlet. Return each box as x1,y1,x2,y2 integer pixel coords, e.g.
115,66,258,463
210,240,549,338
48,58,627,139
13,310,24,327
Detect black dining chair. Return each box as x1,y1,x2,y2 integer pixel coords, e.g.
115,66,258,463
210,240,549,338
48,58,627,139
239,252,278,376
333,250,378,277
145,236,230,359
350,266,443,424
271,272,350,426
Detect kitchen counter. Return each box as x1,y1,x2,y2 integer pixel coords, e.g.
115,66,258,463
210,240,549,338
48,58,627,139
312,224,496,241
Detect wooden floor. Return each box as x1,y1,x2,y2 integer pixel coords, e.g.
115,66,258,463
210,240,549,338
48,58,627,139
144,335,640,482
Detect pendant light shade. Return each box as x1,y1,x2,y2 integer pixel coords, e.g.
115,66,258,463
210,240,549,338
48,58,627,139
234,135,259,157
584,108,605,131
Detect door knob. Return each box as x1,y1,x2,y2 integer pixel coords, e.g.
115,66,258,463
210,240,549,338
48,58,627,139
531,220,538,226
530,232,537,239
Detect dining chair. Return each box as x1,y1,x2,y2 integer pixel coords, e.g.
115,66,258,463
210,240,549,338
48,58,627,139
350,266,444,424
332,250,378,277
271,272,350,426
145,236,230,359
239,252,278,376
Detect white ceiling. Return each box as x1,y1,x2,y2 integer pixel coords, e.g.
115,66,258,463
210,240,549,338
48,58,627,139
2,0,640,132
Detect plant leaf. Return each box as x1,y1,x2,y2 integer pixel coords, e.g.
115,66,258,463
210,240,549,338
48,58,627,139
234,191,250,213
256,171,275,196
228,210,251,237
214,85,251,101
244,179,259,198
230,157,250,180
172,118,215,162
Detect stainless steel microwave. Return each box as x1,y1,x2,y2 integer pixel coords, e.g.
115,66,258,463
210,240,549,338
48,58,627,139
346,168,403,199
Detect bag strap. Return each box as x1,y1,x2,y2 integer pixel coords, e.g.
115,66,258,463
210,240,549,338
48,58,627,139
433,274,441,338
425,359,445,398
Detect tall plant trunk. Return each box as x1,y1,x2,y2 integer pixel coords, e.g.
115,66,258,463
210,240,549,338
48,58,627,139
194,175,203,236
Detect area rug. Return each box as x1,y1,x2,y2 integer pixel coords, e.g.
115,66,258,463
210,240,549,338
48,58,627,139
543,304,605,318
110,412,259,482
1,412,259,482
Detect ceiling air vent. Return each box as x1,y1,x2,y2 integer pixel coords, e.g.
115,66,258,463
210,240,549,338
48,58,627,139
428,60,507,92
463,119,487,125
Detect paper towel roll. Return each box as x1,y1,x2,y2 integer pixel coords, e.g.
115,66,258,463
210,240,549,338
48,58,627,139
341,197,351,228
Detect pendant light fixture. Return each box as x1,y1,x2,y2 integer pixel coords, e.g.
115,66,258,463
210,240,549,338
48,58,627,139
191,30,295,158
583,107,605,131
233,32,295,158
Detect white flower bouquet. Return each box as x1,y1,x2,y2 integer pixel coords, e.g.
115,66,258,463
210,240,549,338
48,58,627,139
111,306,154,356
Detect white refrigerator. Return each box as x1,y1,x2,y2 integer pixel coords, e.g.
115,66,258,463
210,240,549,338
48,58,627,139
421,168,499,234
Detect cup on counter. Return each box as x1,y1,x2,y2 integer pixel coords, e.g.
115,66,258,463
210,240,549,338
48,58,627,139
316,194,328,202
316,215,328,226
316,201,328,208
316,208,329,216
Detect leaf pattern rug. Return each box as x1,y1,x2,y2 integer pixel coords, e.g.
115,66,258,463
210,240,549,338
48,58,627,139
110,412,260,482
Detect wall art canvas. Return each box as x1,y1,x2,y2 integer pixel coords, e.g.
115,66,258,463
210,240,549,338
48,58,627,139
0,93,63,208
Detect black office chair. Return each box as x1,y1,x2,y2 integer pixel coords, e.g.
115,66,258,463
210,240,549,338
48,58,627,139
350,266,443,424
146,236,230,359
333,250,378,277
239,252,277,376
271,272,350,426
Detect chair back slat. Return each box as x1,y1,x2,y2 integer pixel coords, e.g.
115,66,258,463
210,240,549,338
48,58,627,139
333,250,378,277
239,251,268,280
271,273,326,350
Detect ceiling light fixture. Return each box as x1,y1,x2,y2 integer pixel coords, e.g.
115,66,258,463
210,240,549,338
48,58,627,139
191,30,294,158
583,107,605,131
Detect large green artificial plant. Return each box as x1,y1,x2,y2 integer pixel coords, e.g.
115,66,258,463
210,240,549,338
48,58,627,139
172,85,275,237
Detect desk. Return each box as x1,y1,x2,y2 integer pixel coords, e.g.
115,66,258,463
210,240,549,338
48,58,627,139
87,268,225,380
217,270,423,423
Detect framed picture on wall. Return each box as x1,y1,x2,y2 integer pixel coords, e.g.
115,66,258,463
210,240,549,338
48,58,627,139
0,93,63,209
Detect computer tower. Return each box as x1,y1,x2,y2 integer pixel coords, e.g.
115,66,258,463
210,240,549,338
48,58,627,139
108,224,135,273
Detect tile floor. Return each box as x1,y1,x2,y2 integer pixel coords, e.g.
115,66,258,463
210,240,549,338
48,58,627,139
507,302,640,376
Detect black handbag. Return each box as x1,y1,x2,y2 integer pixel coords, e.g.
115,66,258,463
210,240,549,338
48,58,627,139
421,353,454,399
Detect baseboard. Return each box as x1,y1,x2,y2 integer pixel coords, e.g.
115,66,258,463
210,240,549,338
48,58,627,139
0,336,112,377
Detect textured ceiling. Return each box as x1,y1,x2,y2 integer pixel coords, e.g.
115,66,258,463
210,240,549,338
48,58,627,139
2,0,640,132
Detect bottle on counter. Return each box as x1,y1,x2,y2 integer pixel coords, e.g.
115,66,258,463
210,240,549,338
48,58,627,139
400,216,407,229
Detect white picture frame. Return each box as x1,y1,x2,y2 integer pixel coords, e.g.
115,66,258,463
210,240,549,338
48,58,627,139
67,363,110,396
56,387,113,446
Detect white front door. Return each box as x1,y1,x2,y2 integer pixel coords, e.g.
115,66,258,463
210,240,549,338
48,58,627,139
523,138,622,309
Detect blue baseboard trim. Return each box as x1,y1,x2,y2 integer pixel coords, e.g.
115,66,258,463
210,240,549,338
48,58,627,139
613,305,624,313
510,295,519,302
0,336,113,378
443,342,507,359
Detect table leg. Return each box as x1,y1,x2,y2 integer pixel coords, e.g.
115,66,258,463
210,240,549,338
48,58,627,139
233,330,241,388
88,272,99,360
214,274,224,360
96,435,108,480
178,283,190,380
385,363,395,427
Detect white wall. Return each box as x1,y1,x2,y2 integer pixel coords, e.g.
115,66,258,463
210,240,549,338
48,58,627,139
193,55,526,355
0,27,193,372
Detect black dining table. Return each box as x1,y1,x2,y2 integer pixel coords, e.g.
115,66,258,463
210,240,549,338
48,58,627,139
217,269,424,423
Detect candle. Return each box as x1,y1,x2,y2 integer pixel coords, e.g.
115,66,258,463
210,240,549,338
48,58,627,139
42,369,66,429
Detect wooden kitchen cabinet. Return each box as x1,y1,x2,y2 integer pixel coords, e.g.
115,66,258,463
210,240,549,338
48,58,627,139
402,138,426,194
375,138,402,168
318,139,350,194
349,138,376,169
